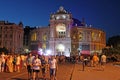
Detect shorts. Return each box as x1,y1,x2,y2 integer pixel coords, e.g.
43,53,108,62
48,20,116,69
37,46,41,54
33,69,40,73
50,68,56,76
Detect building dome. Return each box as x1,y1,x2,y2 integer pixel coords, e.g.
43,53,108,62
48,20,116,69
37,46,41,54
56,6,67,14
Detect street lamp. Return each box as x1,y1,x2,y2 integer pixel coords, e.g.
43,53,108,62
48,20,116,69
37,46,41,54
38,48,43,55
45,49,52,56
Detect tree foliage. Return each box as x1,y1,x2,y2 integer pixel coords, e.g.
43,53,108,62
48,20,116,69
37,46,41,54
104,35,120,61
0,47,9,54
107,35,120,48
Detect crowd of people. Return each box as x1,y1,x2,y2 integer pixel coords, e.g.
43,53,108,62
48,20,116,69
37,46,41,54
0,52,27,73
74,52,107,71
0,51,107,80
0,52,58,80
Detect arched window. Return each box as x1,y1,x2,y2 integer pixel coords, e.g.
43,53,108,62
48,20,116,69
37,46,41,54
31,33,37,41
56,23,66,38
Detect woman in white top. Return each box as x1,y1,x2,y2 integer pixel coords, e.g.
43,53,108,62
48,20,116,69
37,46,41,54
32,54,41,80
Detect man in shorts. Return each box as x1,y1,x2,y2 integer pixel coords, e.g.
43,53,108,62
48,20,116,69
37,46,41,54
41,56,48,80
26,53,34,80
49,56,58,80
32,54,41,80
101,54,107,71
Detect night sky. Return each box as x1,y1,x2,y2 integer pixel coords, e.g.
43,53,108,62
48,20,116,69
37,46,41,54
0,0,120,39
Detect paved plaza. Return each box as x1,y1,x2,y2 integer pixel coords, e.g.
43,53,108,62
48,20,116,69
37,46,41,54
0,62,120,80
71,63,120,80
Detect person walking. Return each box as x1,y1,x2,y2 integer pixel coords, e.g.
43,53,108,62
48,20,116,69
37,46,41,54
92,53,99,67
101,54,107,71
6,55,13,72
26,53,34,80
32,54,41,80
0,54,2,72
1,52,5,72
41,56,48,80
49,56,58,80
13,54,17,72
16,54,21,72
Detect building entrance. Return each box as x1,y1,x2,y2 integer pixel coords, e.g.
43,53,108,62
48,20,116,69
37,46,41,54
56,44,65,55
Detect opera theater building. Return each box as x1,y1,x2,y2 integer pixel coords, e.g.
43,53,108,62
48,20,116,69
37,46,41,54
29,6,106,56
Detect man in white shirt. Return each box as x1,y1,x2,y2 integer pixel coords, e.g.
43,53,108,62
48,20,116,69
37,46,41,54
49,56,58,80
32,54,41,80
101,54,107,71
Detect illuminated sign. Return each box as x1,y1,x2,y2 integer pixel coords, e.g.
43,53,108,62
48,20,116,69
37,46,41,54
81,50,90,55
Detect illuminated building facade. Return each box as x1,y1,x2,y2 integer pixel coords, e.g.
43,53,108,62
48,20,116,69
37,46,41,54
30,6,106,56
30,27,49,53
0,21,24,53
71,26,106,55
23,26,36,53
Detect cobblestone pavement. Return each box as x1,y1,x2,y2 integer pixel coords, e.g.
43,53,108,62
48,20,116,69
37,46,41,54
0,62,120,80
71,63,120,80
0,62,74,80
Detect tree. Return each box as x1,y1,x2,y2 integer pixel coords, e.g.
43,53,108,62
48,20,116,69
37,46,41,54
107,35,120,48
0,47,9,54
